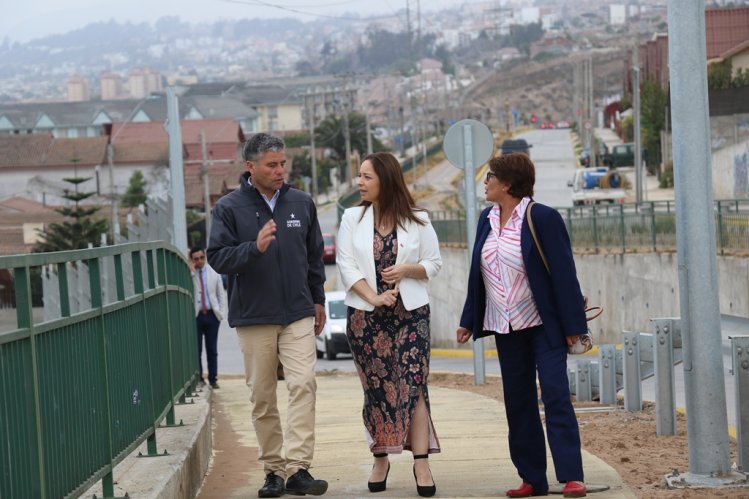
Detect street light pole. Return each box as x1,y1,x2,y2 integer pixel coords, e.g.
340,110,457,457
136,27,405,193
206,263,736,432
633,66,643,203
667,0,739,487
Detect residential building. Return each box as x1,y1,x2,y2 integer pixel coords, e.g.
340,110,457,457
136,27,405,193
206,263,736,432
128,67,163,99
67,75,90,102
100,72,125,100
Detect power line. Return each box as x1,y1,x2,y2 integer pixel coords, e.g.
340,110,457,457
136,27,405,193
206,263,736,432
218,0,400,21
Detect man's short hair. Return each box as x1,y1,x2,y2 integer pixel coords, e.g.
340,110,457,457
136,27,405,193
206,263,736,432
243,133,285,162
189,247,204,259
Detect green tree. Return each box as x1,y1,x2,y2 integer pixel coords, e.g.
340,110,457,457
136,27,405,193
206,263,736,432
289,152,337,192
314,112,387,160
35,166,109,252
708,60,733,90
503,22,544,55
640,79,668,167
121,170,148,208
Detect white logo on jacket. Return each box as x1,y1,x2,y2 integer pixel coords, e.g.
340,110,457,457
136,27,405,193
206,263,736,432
287,213,301,228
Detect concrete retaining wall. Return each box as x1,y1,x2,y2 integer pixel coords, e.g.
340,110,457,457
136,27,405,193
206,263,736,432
429,247,749,347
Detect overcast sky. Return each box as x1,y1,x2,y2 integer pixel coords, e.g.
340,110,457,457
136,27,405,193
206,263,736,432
3,0,475,43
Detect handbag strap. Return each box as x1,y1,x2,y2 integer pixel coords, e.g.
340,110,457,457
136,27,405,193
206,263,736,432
526,201,550,274
527,201,603,322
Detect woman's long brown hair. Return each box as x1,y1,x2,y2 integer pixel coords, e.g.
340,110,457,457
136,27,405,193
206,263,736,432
357,152,426,228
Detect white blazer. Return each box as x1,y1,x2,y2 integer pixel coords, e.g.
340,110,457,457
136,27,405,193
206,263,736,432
337,205,442,312
193,263,228,321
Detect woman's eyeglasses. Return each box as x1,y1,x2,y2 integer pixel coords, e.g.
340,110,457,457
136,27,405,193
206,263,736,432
485,171,497,182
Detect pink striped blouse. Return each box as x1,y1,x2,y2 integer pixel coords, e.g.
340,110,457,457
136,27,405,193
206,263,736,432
480,197,542,334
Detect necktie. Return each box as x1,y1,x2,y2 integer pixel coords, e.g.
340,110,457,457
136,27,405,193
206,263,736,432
199,269,207,313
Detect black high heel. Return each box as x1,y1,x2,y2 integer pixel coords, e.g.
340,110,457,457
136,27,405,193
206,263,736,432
368,452,389,493
412,454,436,497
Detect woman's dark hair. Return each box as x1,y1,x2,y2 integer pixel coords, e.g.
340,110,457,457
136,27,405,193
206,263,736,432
488,153,535,198
358,152,425,228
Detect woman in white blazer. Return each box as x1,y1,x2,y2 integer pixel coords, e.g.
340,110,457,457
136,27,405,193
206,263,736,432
336,152,442,497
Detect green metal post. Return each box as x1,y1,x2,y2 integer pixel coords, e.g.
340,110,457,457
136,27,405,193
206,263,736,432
87,257,116,498
56,263,70,318
113,255,125,301
717,204,725,255
592,205,599,253
14,266,47,499
156,249,177,425
650,201,657,251
619,204,626,253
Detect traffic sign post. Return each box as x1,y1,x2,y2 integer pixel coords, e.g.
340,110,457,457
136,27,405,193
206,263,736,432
443,119,494,385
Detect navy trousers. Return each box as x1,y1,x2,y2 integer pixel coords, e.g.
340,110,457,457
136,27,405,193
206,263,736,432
196,311,220,384
495,325,584,492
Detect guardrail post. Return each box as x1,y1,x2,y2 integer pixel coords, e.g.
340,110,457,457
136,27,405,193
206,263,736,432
599,344,618,405
653,318,676,435
619,204,626,253
649,201,657,251
731,336,749,471
591,205,599,253
576,360,592,402
717,203,725,255
623,331,642,411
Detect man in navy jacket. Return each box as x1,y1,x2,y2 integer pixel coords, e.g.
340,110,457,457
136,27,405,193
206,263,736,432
208,133,328,498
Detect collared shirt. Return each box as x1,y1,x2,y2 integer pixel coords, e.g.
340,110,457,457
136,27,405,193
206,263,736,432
480,197,542,334
198,267,213,310
248,177,280,211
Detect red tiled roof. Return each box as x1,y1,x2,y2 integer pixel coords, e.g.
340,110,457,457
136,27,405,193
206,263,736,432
0,135,107,168
113,142,170,164
43,136,108,167
0,134,53,166
183,160,246,207
110,119,243,146
0,196,61,214
706,7,749,59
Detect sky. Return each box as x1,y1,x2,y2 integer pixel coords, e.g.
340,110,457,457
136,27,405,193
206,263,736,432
2,0,475,43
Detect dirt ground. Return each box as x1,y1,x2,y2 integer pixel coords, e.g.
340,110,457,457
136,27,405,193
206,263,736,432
429,372,749,499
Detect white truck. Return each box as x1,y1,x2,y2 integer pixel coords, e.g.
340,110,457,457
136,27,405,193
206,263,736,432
568,167,627,206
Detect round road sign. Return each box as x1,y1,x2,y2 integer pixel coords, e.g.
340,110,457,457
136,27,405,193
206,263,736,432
442,119,494,170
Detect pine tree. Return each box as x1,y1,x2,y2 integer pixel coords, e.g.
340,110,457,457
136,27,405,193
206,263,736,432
121,170,148,208
35,159,109,252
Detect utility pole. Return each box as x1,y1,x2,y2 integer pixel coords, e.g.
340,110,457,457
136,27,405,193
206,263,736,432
365,104,373,155
342,96,352,188
399,105,406,157
200,130,211,245
166,86,187,254
106,143,118,240
305,89,319,203
633,65,643,202
666,0,742,488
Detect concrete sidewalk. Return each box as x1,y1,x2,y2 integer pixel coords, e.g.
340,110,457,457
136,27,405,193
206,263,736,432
197,374,635,499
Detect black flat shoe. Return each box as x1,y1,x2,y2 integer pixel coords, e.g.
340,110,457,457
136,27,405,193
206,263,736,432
368,452,389,493
413,454,436,497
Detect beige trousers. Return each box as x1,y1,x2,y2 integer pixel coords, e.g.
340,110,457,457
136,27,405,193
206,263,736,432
236,317,317,478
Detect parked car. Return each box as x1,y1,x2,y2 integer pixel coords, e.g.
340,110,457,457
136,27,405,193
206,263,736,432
322,233,336,264
316,290,350,360
499,138,531,157
579,142,612,168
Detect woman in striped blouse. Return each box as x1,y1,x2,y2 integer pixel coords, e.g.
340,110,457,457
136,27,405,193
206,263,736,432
456,153,588,498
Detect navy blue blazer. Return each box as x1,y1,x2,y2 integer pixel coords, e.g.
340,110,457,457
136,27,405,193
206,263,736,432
459,202,587,349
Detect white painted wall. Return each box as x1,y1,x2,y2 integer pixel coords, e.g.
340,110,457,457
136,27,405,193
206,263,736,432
0,163,169,206
712,139,749,199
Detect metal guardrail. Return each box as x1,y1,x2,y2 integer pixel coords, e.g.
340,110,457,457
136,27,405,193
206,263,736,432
428,199,749,253
0,242,198,498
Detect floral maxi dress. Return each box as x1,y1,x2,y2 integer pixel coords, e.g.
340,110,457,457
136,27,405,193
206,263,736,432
346,228,441,455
